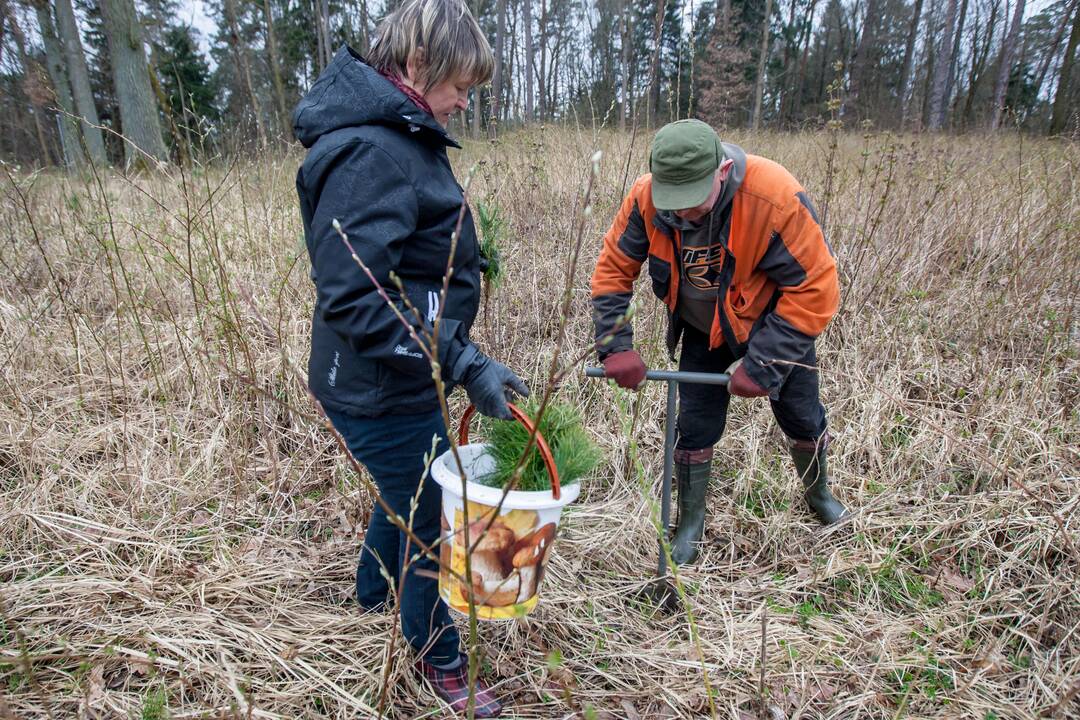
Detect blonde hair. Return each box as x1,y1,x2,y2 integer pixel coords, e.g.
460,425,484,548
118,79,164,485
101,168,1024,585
368,0,494,90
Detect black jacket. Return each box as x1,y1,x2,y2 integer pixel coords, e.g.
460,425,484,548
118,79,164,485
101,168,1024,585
294,46,482,417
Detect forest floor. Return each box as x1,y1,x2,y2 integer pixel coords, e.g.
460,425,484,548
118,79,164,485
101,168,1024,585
1,127,1078,719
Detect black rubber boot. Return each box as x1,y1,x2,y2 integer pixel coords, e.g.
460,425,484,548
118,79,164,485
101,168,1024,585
789,440,848,524
671,456,711,565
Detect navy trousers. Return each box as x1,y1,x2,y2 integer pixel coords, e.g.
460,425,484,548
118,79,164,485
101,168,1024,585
326,407,460,665
675,325,828,451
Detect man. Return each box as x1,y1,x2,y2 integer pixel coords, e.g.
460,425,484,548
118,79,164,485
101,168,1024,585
591,119,849,566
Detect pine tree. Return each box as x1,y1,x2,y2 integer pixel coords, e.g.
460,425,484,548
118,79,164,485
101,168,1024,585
156,25,219,134
696,1,752,127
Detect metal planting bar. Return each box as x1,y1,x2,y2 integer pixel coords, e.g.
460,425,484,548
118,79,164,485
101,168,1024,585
584,366,730,584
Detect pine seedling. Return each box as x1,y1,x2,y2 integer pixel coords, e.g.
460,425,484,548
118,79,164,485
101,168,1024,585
476,200,504,289
478,400,600,492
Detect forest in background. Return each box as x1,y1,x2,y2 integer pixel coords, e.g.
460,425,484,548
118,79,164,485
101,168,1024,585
1,0,1078,168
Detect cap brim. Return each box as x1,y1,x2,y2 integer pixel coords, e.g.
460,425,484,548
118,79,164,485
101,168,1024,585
651,171,715,211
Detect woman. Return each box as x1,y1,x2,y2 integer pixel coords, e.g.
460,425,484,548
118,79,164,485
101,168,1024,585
293,1,523,715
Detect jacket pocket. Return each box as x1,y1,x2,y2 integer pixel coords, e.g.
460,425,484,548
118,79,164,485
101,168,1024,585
647,255,672,302
308,328,381,414
728,283,749,313
376,361,437,411
728,276,771,320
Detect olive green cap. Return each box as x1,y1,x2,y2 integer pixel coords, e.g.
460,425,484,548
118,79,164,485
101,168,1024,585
649,120,725,210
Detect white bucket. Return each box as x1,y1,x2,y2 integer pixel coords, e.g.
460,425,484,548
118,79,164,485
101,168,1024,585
431,443,580,621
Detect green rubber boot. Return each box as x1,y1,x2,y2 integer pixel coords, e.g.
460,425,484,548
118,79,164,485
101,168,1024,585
789,441,848,524
671,459,711,565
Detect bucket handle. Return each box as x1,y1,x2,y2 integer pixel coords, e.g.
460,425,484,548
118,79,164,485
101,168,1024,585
458,403,561,500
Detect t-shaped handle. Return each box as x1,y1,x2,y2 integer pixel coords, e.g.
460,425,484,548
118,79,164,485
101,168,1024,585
584,367,730,386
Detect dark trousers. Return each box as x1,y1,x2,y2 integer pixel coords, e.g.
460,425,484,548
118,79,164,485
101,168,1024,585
326,407,460,665
675,326,828,451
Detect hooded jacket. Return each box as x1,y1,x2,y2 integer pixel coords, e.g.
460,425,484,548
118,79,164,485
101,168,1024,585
591,144,839,397
295,46,482,417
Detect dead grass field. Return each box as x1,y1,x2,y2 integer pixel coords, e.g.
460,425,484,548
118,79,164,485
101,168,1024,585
1,127,1078,719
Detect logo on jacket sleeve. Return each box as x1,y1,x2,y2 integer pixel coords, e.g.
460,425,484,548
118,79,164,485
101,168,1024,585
394,344,423,359
426,291,441,324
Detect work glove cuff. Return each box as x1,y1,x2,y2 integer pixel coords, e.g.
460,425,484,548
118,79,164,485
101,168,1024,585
458,349,530,420
448,342,482,385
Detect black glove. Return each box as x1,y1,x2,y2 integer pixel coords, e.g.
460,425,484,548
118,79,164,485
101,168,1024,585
452,346,529,420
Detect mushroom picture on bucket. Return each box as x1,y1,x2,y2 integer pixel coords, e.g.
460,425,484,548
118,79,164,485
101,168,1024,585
465,518,520,607
433,402,598,620
510,522,557,603
452,512,558,608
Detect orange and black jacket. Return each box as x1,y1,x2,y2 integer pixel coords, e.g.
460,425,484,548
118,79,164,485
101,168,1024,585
591,146,839,397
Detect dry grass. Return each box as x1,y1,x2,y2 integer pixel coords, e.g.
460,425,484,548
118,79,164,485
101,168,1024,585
0,126,1078,719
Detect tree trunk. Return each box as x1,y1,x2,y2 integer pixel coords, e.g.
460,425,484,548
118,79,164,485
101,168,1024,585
928,0,958,129
619,0,629,130
647,0,666,128
30,0,81,165
224,0,266,147
8,0,54,164
359,0,370,51
1034,0,1076,102
262,0,289,134
507,0,517,121
52,0,106,164
816,14,830,104
492,0,506,132
920,0,940,128
314,0,325,71
989,0,1025,129
790,0,820,122
898,0,924,127
786,0,803,120
101,0,168,165
751,0,773,129
550,35,561,117
849,0,882,114
964,0,999,124
538,0,548,120
471,0,482,136
313,0,331,72
320,0,333,68
1050,0,1080,133
470,86,482,136
944,0,968,119
524,0,534,122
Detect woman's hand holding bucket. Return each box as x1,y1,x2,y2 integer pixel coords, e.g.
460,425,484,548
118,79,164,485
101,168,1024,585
453,344,529,420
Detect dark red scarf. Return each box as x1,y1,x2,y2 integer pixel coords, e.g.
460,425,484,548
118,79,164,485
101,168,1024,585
378,70,434,117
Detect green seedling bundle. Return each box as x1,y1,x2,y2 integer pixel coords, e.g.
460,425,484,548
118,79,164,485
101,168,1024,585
478,400,600,492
